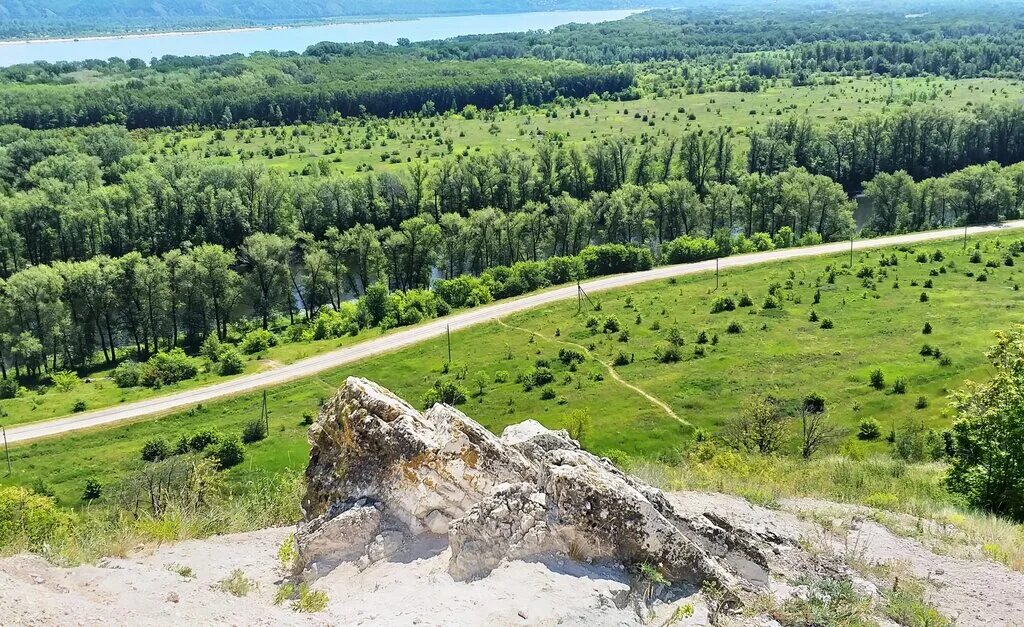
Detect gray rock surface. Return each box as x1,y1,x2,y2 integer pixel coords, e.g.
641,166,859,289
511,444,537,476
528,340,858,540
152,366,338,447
297,377,788,601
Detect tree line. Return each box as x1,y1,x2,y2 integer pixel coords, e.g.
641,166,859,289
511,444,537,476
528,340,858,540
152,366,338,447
4,154,1024,379
0,56,632,130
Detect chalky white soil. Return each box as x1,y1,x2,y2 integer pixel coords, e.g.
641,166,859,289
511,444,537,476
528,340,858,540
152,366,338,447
3,492,1023,626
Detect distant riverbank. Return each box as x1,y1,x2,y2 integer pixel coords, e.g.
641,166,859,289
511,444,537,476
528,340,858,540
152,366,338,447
0,9,642,65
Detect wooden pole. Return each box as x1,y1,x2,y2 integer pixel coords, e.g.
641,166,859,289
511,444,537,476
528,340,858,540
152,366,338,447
2,426,10,476
715,257,719,290
446,324,452,365
262,390,269,434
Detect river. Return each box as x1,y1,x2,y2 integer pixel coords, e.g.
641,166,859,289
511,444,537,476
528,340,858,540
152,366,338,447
0,9,640,66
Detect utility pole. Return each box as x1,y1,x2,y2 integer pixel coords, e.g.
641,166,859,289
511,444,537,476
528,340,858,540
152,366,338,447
850,232,854,267
2,426,10,476
261,390,269,434
715,257,720,290
576,281,595,313
446,324,452,365
964,220,969,248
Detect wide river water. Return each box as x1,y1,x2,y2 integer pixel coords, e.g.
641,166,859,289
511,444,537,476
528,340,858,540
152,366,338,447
0,9,640,66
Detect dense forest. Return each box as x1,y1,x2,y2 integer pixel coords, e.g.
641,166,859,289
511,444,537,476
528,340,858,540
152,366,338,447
4,2,1024,379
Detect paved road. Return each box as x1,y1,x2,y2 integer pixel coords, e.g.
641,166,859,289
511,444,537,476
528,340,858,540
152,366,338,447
7,221,1024,445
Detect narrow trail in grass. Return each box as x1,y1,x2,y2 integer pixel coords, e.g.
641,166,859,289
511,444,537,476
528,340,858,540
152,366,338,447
495,318,691,428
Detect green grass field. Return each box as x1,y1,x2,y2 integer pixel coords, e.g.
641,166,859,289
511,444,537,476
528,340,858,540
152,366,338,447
6,231,1023,506
139,76,1024,176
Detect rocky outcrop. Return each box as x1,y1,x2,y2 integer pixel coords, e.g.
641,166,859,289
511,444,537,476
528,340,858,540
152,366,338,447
297,377,790,602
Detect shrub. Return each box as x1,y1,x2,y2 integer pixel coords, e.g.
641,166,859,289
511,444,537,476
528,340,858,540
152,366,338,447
209,437,246,470
710,296,735,313
0,377,17,399
915,396,929,409
869,369,885,390
579,244,653,277
140,349,198,387
71,400,87,412
49,370,79,393
182,429,221,453
726,321,743,334
808,310,819,322
539,386,556,400
892,377,908,394
655,344,681,363
293,583,329,613
112,360,142,388
858,418,882,440
218,347,245,375
737,293,753,307
613,351,630,366
301,411,315,426
819,318,834,329
524,366,554,388
558,348,585,366
240,329,277,354
662,236,719,264
217,569,255,597
199,335,223,362
141,438,171,462
602,316,620,333
422,378,468,407
969,250,983,263
241,418,268,444
82,479,103,501
762,295,780,309
922,322,932,334
563,408,593,444
919,292,929,303
695,330,709,344
0,486,74,552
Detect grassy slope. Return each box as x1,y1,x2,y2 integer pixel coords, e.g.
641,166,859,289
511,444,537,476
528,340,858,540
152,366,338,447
10,76,1018,425
140,77,1024,175
5,232,1022,505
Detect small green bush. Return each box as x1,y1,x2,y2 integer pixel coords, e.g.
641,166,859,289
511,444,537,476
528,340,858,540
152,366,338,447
240,329,278,354
869,369,885,390
209,437,246,470
858,418,882,440
112,360,142,388
218,347,245,375
710,296,736,314
892,377,908,394
71,400,87,412
82,479,103,501
141,438,171,462
0,377,18,399
422,378,468,407
653,343,680,363
241,418,268,444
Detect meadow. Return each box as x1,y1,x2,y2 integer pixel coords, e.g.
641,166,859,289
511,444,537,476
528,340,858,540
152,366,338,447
140,76,1024,176
7,230,1023,506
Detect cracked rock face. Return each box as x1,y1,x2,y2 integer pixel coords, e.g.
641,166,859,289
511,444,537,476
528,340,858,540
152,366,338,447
297,377,786,599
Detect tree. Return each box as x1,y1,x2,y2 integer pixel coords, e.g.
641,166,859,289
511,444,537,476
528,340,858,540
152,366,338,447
190,244,238,341
725,395,788,455
240,233,292,329
799,393,839,459
566,408,593,444
946,327,1024,522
